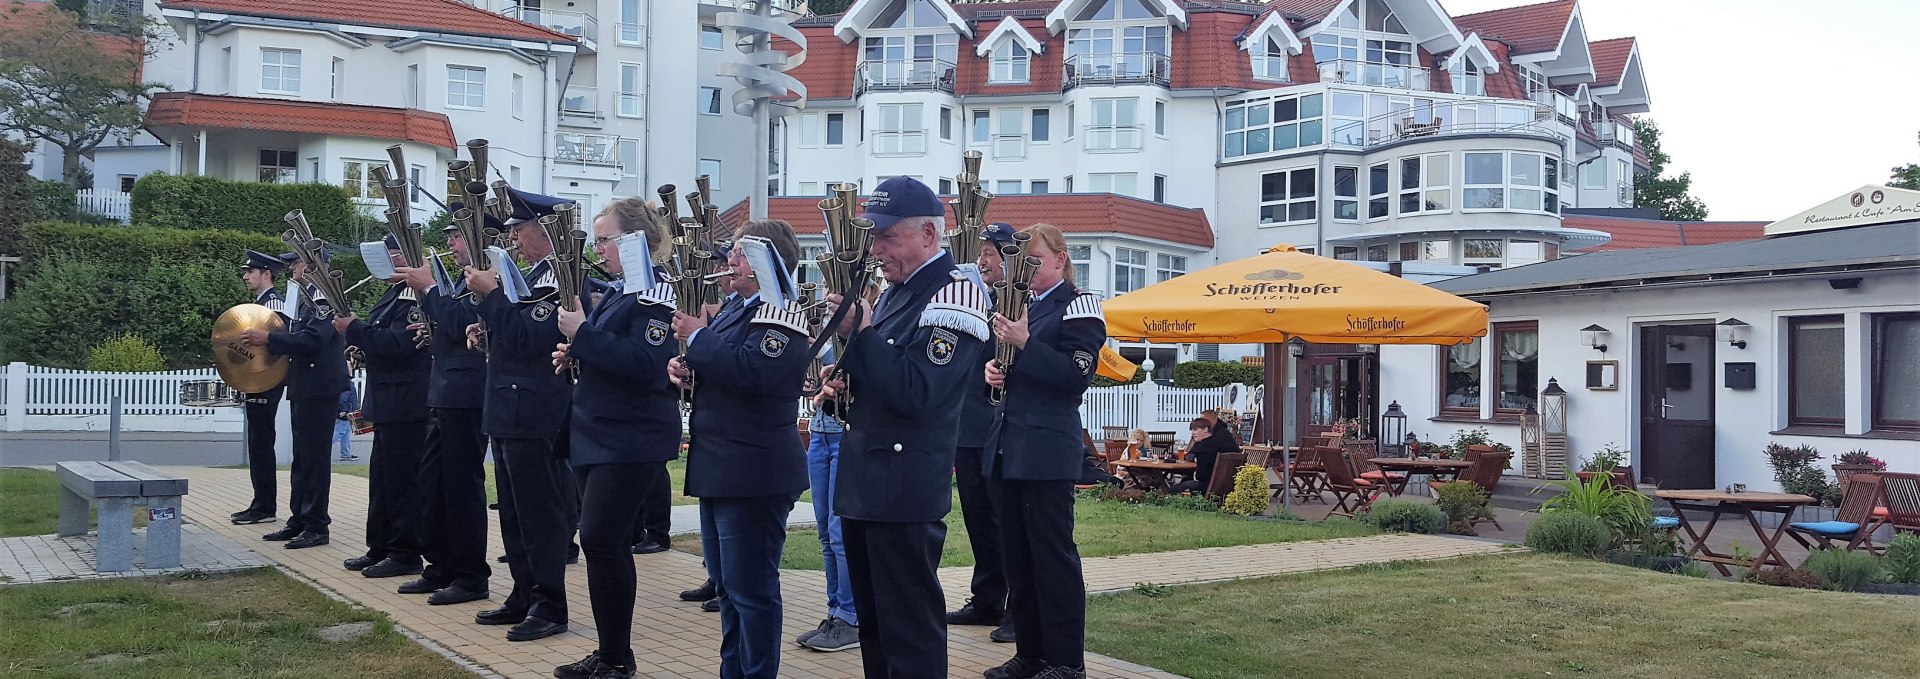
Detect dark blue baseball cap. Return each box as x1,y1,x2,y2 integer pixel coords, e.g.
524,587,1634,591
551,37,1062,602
981,222,1016,245
860,176,943,232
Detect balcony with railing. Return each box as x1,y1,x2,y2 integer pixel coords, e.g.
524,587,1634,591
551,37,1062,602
1316,59,1436,92
1593,119,1636,150
1084,124,1144,153
616,22,644,46
1530,89,1579,124
555,133,621,168
992,133,1027,160
854,59,956,97
1062,53,1171,90
499,5,598,50
871,130,927,156
1344,104,1564,149
1616,181,1632,206
560,85,599,118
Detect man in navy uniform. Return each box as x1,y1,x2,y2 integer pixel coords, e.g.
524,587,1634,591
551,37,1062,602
947,223,1016,642
231,250,288,526
394,213,492,605
819,176,991,678
334,234,432,579
239,249,348,550
463,193,573,642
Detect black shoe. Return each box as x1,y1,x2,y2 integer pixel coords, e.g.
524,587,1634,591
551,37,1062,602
554,651,603,679
474,606,527,626
343,554,382,571
488,502,499,510
984,656,1048,679
629,540,667,555
947,598,1005,626
506,616,566,642
990,623,1016,643
285,532,330,549
701,598,720,613
679,580,715,602
229,507,251,519
262,526,301,541
362,557,424,579
429,585,489,605
567,545,580,565
231,510,276,525
397,578,447,595
586,664,634,679
496,554,509,563
1033,666,1085,679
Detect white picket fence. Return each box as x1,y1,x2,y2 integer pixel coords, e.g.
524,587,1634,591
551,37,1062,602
1,362,364,433
1078,383,1238,441
74,189,132,222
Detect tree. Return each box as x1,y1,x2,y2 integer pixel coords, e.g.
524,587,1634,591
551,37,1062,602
808,0,854,14
0,138,32,256
1629,118,1708,221
0,2,165,187
1890,130,1920,190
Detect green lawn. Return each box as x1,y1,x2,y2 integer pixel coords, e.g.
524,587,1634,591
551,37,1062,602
0,568,469,678
1086,553,1920,679
1,468,148,538
679,496,1375,570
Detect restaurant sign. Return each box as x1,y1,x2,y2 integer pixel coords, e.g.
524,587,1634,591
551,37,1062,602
1765,184,1920,236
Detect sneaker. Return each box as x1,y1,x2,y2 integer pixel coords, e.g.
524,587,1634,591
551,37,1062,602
338,454,359,461
795,617,831,646
946,597,1004,626
553,651,602,679
983,656,1047,679
801,617,860,653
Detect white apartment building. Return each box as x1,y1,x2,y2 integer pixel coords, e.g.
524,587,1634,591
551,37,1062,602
85,0,750,219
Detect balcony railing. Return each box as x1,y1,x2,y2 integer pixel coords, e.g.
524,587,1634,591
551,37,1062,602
1530,89,1579,123
560,85,598,117
1594,120,1636,149
616,22,644,46
992,133,1027,160
871,130,927,156
1063,52,1171,90
1084,124,1143,152
854,59,955,96
555,133,622,167
1617,181,1632,206
499,5,598,46
1316,59,1436,92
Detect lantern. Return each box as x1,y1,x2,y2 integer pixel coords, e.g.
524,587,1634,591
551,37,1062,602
1380,400,1408,456
1540,378,1568,435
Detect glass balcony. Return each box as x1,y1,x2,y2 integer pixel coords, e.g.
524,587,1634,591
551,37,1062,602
1062,52,1170,90
499,5,598,49
1530,89,1579,122
1084,124,1143,152
871,130,927,156
992,133,1027,160
1594,120,1636,149
555,133,622,167
560,85,598,117
855,59,956,96
1617,181,1633,206
617,22,644,46
1316,59,1435,91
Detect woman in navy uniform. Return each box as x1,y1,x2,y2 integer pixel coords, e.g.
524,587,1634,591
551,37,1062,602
546,198,680,679
239,259,349,551
668,220,810,679
818,176,991,679
231,250,288,526
980,223,1105,679
334,235,432,579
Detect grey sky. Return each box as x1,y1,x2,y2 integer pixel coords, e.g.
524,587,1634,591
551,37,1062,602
1438,0,1918,221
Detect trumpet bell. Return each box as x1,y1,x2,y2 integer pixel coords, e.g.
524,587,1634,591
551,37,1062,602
211,303,290,393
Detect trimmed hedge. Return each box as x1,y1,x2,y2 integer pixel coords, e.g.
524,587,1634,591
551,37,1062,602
130,173,370,245
1172,360,1264,388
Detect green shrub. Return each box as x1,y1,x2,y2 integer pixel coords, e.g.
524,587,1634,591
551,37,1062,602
1432,480,1493,534
1801,549,1882,592
1745,566,1822,589
0,140,35,256
1523,511,1611,557
30,179,77,221
1447,426,1515,460
86,333,165,372
1362,499,1446,534
130,173,368,245
1091,365,1146,387
1171,361,1264,389
1536,474,1652,546
1764,442,1838,506
1156,492,1221,513
1220,464,1268,516
1883,535,1920,584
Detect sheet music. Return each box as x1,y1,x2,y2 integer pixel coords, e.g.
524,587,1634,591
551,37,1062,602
282,278,303,320
359,241,397,281
427,247,455,294
486,246,530,304
616,232,655,294
737,236,790,309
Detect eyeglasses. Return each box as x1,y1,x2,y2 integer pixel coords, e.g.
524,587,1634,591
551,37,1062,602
592,235,617,248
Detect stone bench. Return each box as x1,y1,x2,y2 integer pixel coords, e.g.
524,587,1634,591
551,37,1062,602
55,461,189,572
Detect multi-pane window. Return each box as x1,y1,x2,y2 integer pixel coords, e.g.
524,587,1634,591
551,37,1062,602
1329,91,1365,145
1493,322,1539,413
994,107,1025,158
329,57,344,100
1789,316,1846,427
1441,337,1482,416
1367,162,1390,219
1155,253,1186,282
619,65,643,117
1031,108,1051,142
1333,166,1359,220
1465,151,1558,212
1089,172,1137,197
1367,244,1389,262
1258,167,1315,224
1113,247,1147,293
989,40,1029,83
1873,313,1920,432
1332,246,1358,261
1398,242,1419,262
447,66,486,109
864,33,958,85
619,0,643,45
1086,98,1140,151
875,103,925,155
258,150,296,184
1451,58,1484,96
342,160,387,202
1223,92,1324,158
1517,64,1547,96
1068,244,1091,287
1464,152,1505,209
1066,25,1169,78
261,48,301,93
1399,153,1449,214
1251,34,1291,81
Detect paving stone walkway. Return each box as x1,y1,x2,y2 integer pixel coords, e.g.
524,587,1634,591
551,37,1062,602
0,523,272,585
143,467,1503,678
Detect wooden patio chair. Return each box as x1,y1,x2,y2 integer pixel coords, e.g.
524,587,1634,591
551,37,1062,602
1787,474,1886,553
1348,446,1406,496
1101,439,1128,470
1874,472,1920,536
1320,446,1382,517
1431,451,1511,530
1101,425,1129,442
1203,452,1247,500
1268,445,1326,504
1147,431,1177,457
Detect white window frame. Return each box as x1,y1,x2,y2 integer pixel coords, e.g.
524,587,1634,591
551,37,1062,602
826,112,846,147
970,109,991,144
1222,91,1324,159
875,102,926,156
1332,165,1359,222
798,181,821,195
258,149,297,184
512,73,526,119
1069,244,1092,288
1252,34,1292,82
329,57,344,101
1450,57,1485,96
1086,97,1140,152
939,106,953,140
701,25,725,50
1398,153,1449,215
404,65,418,108
1089,172,1137,197
1155,252,1186,283
1258,167,1316,225
698,159,722,189
1367,161,1390,220
988,39,1030,84
341,159,388,203
1031,107,1051,143
700,86,723,116
992,107,1026,159
1461,151,1559,214
1030,179,1050,194
1113,246,1148,294
446,65,486,110
619,0,644,46
619,63,644,118
1463,151,1506,211
1581,158,1606,189
260,48,301,95
996,180,1022,195
1461,238,1504,267
1154,100,1166,137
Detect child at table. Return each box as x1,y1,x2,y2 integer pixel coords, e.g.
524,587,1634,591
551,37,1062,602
1170,418,1239,495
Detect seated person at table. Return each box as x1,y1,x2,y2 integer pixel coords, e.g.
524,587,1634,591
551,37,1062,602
1079,438,1121,486
1199,409,1243,451
1169,418,1238,495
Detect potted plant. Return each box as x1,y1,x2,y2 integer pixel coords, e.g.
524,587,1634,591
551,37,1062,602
1574,442,1631,486
1832,449,1888,488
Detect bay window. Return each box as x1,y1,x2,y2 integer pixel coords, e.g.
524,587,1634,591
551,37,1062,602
1466,151,1560,212
1155,253,1186,282
1223,92,1324,158
1464,152,1505,209
1398,153,1449,214
1872,312,1920,432
1087,98,1140,151
1258,167,1316,224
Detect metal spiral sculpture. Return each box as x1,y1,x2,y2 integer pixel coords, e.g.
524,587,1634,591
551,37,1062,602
988,231,1042,405
715,1,807,118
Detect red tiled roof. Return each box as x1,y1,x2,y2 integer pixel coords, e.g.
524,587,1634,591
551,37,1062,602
1563,214,1766,252
157,0,574,44
1262,0,1347,23
1588,37,1634,87
1453,0,1574,55
1173,9,1260,90
721,194,1214,248
145,92,458,148
780,26,855,101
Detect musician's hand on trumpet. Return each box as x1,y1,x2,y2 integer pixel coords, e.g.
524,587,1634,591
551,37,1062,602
667,356,692,389
814,364,846,404
824,293,874,337
984,359,1007,390
395,265,434,294
407,322,431,349
465,323,484,350
990,313,1030,350
670,310,707,343
557,297,587,340
551,342,573,375
463,265,499,298
331,314,357,335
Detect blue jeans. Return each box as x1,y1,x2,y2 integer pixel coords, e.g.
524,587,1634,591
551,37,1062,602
700,494,797,679
807,431,857,625
333,420,352,458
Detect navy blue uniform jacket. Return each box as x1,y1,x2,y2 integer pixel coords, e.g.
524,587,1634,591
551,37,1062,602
955,287,998,449
832,253,991,523
568,279,682,467
985,283,1105,482
343,284,430,424
682,295,811,499
476,262,571,440
418,280,486,410
267,287,349,402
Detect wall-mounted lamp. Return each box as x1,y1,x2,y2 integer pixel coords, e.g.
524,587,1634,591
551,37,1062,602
1287,337,1308,358
1580,324,1610,353
1717,318,1750,349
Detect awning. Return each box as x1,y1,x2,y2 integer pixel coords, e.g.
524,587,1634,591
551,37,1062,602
145,92,458,149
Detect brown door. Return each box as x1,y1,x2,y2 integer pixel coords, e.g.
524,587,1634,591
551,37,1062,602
1295,347,1378,440
1638,324,1716,489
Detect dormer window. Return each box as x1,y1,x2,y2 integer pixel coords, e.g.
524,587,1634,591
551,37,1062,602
1516,64,1547,97
870,0,949,29
1309,0,1428,90
990,40,1030,84
859,0,958,93
1065,0,1170,85
1450,59,1484,96
1252,34,1291,82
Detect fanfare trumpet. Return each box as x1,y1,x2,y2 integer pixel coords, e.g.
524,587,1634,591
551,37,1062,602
281,209,352,319
809,182,877,418
658,179,730,406
946,150,993,265
987,230,1042,405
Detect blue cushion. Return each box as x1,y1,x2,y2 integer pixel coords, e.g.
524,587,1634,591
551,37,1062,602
1652,516,1681,529
1788,521,1860,536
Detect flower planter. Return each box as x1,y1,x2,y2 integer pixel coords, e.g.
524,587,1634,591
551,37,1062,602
1574,469,1629,487
1831,463,1879,490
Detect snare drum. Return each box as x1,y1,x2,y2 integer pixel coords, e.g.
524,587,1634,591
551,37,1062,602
180,380,244,408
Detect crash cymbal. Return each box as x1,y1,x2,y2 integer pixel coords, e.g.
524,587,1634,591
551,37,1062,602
211,303,289,394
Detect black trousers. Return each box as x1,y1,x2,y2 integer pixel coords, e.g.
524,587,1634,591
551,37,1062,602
364,419,427,561
989,478,1085,668
953,445,1007,613
420,407,490,591
576,462,659,668
242,385,284,513
286,398,335,535
843,518,946,678
627,462,673,546
495,436,569,622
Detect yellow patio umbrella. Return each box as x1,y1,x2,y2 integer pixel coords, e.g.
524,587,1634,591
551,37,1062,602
1105,244,1488,345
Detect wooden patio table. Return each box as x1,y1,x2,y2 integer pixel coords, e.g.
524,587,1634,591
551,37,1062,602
1112,459,1198,493
1368,457,1473,496
1654,489,1816,576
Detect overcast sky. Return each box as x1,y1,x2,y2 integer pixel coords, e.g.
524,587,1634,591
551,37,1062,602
1438,0,1918,222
